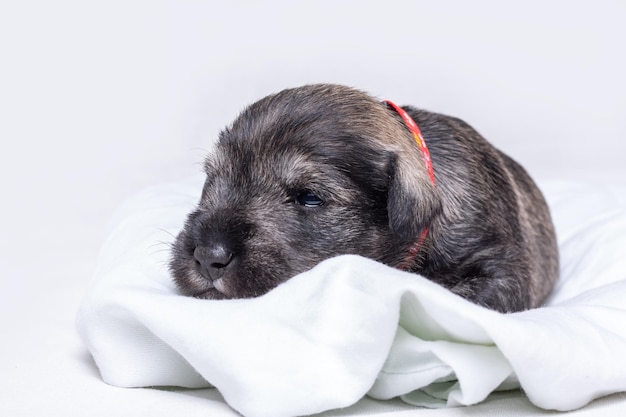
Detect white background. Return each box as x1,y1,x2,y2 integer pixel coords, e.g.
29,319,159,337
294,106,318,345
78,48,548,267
1,0,624,415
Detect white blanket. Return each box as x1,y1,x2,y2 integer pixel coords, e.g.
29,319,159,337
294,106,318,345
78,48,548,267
76,177,626,417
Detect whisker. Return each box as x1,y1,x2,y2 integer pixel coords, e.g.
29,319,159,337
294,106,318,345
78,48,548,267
150,242,174,255
157,228,177,240
156,258,172,272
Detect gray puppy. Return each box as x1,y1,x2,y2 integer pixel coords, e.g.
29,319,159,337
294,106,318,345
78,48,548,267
170,84,558,312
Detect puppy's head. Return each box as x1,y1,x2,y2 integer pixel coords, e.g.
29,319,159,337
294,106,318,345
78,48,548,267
170,84,440,299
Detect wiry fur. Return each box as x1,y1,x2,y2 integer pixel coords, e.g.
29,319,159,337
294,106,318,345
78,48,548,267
170,84,559,312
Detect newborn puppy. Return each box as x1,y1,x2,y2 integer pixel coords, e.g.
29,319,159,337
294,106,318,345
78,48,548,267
170,84,559,312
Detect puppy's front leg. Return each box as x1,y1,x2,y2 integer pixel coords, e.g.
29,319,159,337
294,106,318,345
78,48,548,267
448,273,530,313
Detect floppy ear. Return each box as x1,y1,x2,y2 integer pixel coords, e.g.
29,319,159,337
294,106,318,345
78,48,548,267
387,154,442,241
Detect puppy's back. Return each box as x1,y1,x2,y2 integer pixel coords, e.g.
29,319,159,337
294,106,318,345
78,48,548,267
405,108,559,311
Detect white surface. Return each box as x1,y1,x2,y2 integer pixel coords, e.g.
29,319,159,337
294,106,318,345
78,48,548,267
1,1,625,416
75,178,626,417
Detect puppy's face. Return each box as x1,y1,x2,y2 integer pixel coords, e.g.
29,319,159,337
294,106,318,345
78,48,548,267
170,85,440,299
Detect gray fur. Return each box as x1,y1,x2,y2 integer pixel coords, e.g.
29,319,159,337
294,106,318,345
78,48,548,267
169,84,559,312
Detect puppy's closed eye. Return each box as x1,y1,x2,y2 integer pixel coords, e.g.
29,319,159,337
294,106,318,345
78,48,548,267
294,190,325,208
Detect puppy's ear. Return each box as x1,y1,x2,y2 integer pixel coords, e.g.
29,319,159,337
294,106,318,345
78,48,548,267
387,154,441,241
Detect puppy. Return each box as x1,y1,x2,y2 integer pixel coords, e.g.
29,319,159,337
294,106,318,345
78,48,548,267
170,84,558,312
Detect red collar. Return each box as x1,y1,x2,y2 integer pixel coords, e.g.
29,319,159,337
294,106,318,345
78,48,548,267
383,100,436,269
383,100,435,184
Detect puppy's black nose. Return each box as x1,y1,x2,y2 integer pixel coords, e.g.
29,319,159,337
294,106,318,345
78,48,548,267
194,244,234,280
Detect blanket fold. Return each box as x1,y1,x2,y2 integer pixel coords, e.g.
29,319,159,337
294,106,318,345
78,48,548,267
76,178,626,417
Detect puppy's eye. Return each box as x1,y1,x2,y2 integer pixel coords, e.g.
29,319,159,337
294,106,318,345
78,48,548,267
295,190,324,208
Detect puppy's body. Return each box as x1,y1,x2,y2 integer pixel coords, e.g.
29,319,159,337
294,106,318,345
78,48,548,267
170,84,558,312
409,108,558,310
